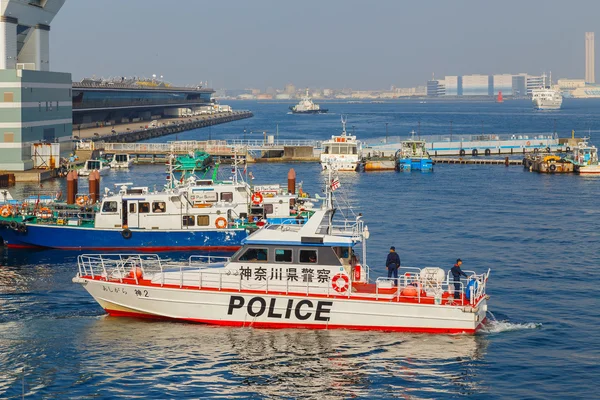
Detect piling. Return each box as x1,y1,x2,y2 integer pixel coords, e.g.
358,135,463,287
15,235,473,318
89,171,97,203
66,171,76,204
505,157,509,167
94,170,101,203
287,168,296,194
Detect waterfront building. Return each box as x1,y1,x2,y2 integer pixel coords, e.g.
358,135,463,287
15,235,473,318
492,74,513,96
72,78,214,130
444,76,462,96
0,0,71,171
586,32,595,83
427,80,445,97
461,75,490,96
285,83,296,95
511,74,527,97
557,79,586,90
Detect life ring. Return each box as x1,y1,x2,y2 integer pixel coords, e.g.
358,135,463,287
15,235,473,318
332,273,350,293
546,147,551,153
549,164,557,173
459,149,466,157
38,207,53,219
122,228,132,239
9,221,18,230
484,149,491,156
0,205,13,218
215,217,228,229
526,141,531,146
251,192,263,205
472,149,479,156
566,146,571,152
76,196,89,206
195,159,204,168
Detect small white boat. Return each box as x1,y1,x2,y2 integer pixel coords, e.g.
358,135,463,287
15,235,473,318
73,186,490,334
566,141,600,174
532,88,562,110
77,159,111,176
109,153,134,169
320,117,361,171
289,89,328,114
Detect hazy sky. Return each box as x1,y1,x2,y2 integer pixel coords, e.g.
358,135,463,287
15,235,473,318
50,0,599,90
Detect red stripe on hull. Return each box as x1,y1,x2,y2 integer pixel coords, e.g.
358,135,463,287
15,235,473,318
104,308,478,334
7,244,240,252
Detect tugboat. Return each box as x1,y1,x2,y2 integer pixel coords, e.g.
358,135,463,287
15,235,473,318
395,132,433,172
73,179,490,334
320,116,361,171
289,89,328,114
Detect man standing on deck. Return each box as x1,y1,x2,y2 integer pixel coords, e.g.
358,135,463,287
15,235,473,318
386,246,401,286
451,259,468,299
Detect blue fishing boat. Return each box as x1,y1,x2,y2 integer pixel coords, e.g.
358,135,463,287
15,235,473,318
0,163,314,251
395,136,433,172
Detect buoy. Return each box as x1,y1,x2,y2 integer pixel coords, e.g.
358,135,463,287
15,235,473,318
76,195,89,207
129,266,143,280
401,286,418,297
0,205,13,218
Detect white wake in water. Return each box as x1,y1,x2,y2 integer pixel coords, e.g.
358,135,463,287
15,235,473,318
480,311,542,334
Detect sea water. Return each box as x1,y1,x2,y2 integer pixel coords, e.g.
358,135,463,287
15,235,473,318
1,99,599,398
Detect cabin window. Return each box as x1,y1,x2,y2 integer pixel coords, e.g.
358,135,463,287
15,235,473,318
129,203,136,213
263,204,273,215
152,201,166,213
101,201,118,213
324,146,329,154
351,146,357,155
299,250,317,263
275,249,292,263
182,215,195,226
139,202,150,213
339,145,348,155
239,248,268,262
221,192,233,202
197,215,210,226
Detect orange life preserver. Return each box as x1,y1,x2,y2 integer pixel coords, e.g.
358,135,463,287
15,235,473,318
526,141,531,146
353,264,361,281
251,192,263,205
76,196,89,206
215,217,228,229
0,205,13,218
332,273,350,293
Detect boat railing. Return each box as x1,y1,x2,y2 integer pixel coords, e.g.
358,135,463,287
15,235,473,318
329,219,365,240
77,254,164,283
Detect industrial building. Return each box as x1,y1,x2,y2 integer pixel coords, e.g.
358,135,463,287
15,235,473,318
461,75,490,96
586,32,595,83
427,73,548,98
0,0,71,171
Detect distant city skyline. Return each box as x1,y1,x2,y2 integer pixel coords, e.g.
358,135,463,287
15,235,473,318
51,0,600,90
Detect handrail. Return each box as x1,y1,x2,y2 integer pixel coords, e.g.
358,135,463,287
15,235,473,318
76,254,488,306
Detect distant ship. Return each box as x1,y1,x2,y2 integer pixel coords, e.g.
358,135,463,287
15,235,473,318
289,89,328,114
532,88,562,110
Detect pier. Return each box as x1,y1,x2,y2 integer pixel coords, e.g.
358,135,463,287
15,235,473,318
432,157,523,166
77,111,254,143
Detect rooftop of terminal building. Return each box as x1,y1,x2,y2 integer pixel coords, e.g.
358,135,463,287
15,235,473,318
73,77,213,92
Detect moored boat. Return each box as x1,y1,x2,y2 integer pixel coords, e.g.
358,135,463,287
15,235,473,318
395,135,433,172
566,141,600,174
532,88,562,110
320,117,361,171
77,159,111,176
108,153,134,169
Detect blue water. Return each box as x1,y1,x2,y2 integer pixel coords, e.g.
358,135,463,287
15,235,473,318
1,99,600,399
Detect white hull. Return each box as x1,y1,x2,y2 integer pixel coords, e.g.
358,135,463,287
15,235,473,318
320,161,359,172
78,166,110,176
109,161,133,169
577,165,600,174
75,277,487,334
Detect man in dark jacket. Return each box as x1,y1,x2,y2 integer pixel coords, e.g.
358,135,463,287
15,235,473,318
451,259,468,299
386,246,401,286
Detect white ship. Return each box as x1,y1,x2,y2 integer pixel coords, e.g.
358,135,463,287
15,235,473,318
320,117,361,171
289,89,328,114
532,88,562,110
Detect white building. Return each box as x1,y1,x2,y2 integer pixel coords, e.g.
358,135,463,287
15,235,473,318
492,74,513,96
462,75,490,96
444,76,460,96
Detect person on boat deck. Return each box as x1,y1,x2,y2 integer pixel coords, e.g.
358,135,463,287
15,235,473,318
451,259,468,299
386,246,401,286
